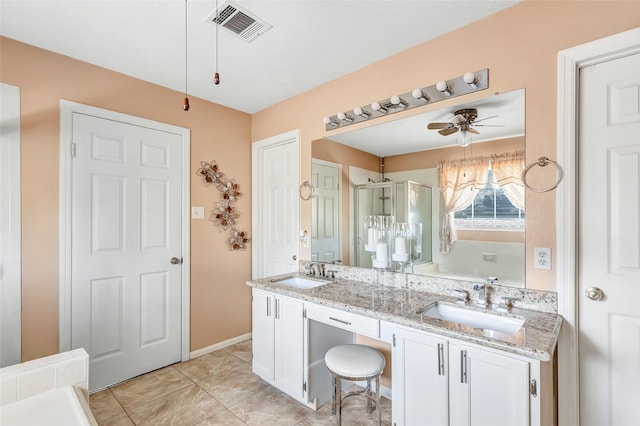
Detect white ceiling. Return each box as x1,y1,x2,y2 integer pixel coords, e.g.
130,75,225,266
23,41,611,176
0,0,520,114
326,89,525,157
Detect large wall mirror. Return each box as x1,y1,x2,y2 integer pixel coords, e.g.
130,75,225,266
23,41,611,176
311,89,526,288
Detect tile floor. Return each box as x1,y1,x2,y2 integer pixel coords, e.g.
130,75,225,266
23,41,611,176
89,339,392,425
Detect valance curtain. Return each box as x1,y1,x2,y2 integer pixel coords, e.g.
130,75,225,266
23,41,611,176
491,150,525,210
437,150,525,254
437,156,491,254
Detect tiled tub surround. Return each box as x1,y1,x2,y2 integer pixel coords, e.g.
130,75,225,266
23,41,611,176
0,348,97,425
248,262,561,362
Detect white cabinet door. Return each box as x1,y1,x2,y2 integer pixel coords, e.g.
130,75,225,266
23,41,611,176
274,294,304,399
449,342,530,426
252,289,275,380
252,289,304,399
382,322,448,426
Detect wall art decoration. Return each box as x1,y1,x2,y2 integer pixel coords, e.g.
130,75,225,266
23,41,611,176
196,160,250,250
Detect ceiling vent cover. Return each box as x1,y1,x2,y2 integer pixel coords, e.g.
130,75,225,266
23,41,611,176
207,1,272,43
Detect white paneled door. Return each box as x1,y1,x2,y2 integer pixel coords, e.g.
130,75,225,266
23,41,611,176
578,52,640,425
71,113,183,391
253,132,300,278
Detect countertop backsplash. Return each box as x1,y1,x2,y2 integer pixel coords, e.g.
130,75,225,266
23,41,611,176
299,260,558,314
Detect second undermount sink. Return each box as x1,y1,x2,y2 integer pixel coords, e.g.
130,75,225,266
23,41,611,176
271,276,331,290
419,303,525,335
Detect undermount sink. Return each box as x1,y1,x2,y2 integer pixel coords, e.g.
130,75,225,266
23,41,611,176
271,276,331,290
419,303,525,335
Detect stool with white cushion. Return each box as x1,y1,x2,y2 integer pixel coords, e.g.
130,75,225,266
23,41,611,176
324,344,386,425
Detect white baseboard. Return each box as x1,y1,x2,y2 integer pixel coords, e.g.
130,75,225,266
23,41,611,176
189,332,252,359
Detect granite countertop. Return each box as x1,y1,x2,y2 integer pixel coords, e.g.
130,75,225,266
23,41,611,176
247,273,562,362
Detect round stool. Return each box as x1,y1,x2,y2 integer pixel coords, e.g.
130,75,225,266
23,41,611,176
324,344,386,426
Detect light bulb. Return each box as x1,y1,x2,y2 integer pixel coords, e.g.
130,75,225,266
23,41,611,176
322,116,338,127
463,72,478,88
354,107,370,118
390,95,407,108
411,89,428,102
436,80,452,96
337,112,353,122
371,102,387,113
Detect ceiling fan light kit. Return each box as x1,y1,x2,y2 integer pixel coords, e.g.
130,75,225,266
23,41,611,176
323,69,489,131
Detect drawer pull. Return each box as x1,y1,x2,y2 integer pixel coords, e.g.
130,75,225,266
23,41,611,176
329,317,352,326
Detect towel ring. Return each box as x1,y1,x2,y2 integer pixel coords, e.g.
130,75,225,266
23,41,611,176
299,181,315,200
522,157,563,193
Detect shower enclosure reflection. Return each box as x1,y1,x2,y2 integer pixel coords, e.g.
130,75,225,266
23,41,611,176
354,181,432,273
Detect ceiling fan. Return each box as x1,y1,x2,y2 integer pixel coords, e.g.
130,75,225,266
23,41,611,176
427,108,501,138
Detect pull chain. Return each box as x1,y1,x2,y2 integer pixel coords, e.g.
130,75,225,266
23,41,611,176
214,0,220,85
182,0,189,110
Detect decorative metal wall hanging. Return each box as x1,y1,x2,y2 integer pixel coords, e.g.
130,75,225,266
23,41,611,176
197,160,250,250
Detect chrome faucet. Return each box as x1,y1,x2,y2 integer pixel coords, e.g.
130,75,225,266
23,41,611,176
473,284,490,307
308,262,323,277
453,289,469,304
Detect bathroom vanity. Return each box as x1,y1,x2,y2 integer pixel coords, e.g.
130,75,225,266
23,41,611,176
247,265,561,426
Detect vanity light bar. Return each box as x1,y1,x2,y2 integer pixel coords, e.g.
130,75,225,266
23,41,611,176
323,69,489,131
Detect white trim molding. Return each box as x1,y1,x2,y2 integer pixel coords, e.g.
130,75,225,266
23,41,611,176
556,26,640,426
190,332,252,359
0,83,22,367
58,101,191,361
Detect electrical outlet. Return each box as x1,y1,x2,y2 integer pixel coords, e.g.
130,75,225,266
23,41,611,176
534,247,551,270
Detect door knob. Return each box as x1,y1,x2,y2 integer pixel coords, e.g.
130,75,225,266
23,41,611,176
292,255,297,261
585,287,605,301
170,257,183,265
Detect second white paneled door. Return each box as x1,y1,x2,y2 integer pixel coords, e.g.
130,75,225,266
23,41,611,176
578,51,640,425
71,113,183,391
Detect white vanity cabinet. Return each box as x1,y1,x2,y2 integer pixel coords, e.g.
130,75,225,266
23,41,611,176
381,321,551,426
380,322,449,426
448,341,531,426
252,289,304,399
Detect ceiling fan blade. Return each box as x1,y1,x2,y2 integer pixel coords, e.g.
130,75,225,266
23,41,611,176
473,114,499,124
472,124,505,127
450,114,466,125
439,127,459,136
427,122,452,130
468,128,480,135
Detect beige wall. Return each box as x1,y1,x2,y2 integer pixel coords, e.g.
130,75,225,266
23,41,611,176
253,1,640,292
1,37,253,361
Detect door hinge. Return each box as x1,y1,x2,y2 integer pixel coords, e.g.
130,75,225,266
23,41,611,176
529,379,537,397
71,143,77,157
303,308,307,319
392,333,396,348
303,381,307,392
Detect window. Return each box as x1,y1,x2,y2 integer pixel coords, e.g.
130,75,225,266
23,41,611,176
454,170,525,230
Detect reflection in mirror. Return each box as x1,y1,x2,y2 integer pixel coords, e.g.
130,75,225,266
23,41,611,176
312,89,525,288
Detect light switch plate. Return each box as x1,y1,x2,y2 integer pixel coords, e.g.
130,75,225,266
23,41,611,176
191,206,205,220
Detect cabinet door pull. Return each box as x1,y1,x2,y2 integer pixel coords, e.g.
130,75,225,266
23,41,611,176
329,317,351,326
267,296,271,317
437,343,445,376
275,298,280,319
460,350,468,384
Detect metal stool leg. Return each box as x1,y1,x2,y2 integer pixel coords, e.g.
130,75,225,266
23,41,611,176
334,373,342,426
375,375,381,426
366,377,374,413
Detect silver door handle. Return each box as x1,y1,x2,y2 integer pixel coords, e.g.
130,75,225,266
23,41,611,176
170,257,183,265
585,287,605,301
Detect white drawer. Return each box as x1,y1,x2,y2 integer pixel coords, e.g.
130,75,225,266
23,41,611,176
305,303,379,338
